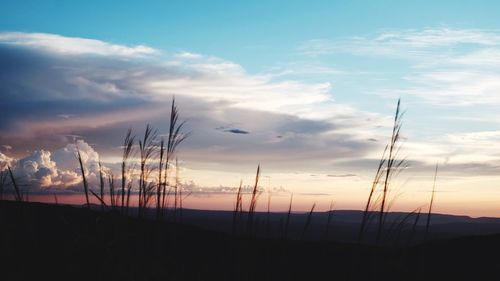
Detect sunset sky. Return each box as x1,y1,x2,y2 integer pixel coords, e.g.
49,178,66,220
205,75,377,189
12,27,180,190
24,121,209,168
2,1,500,216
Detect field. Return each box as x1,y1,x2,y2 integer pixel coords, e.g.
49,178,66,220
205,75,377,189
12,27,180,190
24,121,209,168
2,200,500,281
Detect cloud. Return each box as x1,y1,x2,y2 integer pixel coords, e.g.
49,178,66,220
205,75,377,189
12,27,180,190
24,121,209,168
2,140,107,190
174,51,203,59
299,28,500,107
15,149,80,188
216,126,250,134
327,174,358,178
0,32,157,57
0,152,14,171
0,32,384,178
224,129,250,134
300,28,500,58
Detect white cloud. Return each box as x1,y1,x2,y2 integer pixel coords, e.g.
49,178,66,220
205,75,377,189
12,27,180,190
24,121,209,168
370,28,500,48
399,71,500,105
0,32,157,57
0,152,14,171
300,28,500,58
301,28,500,106
174,51,203,59
15,149,80,188
4,140,107,189
448,48,500,66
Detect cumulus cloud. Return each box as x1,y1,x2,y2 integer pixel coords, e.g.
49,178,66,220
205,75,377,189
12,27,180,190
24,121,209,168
1,140,108,191
0,152,14,171
15,149,79,188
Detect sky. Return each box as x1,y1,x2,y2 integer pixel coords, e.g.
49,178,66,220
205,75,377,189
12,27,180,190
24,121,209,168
2,1,500,216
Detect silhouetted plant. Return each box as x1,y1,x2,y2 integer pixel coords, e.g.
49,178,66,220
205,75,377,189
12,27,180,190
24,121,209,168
109,174,117,209
301,202,316,240
0,170,7,200
376,98,407,244
138,124,158,217
75,147,90,208
121,128,135,214
324,200,335,239
408,208,422,245
7,166,22,202
98,160,105,211
232,180,244,235
246,164,261,234
425,163,438,242
156,139,165,220
284,193,293,239
161,98,189,216
358,146,388,243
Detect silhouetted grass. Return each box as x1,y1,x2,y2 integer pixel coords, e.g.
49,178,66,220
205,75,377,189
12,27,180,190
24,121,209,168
138,124,158,217
376,98,406,244
425,163,438,242
98,160,105,211
156,138,165,220
325,200,335,239
0,170,7,200
162,98,189,217
246,164,261,234
358,145,387,243
121,128,135,214
7,166,22,202
232,180,243,235
301,202,316,240
75,148,90,208
284,193,293,239
408,208,422,245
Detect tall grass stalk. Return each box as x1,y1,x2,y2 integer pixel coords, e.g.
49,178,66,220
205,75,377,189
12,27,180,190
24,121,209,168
325,200,335,239
358,148,387,243
246,164,261,234
90,189,108,208
391,208,420,246
232,180,243,235
284,193,293,239
121,129,135,213
138,124,157,217
75,148,90,208
108,174,116,209
376,98,406,244
424,163,438,242
98,161,105,211
0,171,7,200
156,139,165,219
266,191,272,237
301,202,316,240
7,166,22,202
408,208,422,245
161,98,189,217
172,158,182,221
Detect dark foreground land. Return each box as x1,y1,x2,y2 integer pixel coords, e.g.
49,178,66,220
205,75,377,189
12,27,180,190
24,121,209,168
1,200,500,281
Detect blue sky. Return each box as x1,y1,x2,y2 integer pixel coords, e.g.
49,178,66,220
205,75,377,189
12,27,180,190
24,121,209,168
3,1,500,215
3,0,500,70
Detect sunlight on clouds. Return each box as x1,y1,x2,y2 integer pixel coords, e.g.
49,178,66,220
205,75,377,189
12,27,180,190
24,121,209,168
5,30,500,216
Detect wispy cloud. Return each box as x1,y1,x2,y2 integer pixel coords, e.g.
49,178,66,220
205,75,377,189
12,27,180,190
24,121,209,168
299,28,500,106
300,28,500,58
0,32,157,57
